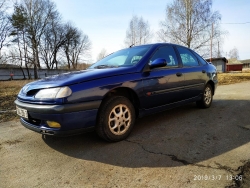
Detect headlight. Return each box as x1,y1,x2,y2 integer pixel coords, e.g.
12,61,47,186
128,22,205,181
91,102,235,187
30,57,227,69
35,87,72,99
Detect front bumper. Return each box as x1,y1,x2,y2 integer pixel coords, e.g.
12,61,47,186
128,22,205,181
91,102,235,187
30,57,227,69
15,99,101,136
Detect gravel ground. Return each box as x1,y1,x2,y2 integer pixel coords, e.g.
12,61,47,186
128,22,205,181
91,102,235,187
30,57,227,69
0,81,250,187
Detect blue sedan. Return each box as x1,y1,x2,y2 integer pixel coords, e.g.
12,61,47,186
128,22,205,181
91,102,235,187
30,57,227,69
15,43,218,142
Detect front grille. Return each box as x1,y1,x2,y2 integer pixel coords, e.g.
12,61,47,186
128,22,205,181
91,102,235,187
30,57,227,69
26,89,40,96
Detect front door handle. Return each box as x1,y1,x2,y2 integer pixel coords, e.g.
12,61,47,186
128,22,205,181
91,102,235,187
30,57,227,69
176,72,183,77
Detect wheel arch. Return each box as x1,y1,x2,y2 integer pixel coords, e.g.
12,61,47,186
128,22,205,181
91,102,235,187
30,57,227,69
99,87,140,117
206,80,215,95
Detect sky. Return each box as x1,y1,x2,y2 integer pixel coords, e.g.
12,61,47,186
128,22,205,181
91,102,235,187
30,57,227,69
52,0,250,62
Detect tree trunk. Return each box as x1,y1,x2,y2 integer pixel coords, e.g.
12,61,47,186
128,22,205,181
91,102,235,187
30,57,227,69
34,63,38,79
24,61,30,79
19,66,26,80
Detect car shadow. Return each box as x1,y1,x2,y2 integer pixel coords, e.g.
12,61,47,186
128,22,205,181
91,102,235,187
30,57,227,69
42,99,250,168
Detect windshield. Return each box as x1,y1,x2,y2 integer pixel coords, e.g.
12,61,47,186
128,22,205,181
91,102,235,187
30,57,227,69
89,46,151,69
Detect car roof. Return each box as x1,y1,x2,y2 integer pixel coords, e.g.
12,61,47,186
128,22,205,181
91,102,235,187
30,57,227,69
130,43,192,50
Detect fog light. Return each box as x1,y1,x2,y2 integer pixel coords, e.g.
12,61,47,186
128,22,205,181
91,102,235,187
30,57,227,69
46,121,61,128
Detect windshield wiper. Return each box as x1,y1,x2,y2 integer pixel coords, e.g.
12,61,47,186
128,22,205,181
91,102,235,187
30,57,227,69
94,65,118,69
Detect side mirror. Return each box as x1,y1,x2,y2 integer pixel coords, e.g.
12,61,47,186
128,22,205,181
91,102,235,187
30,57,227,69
149,58,167,69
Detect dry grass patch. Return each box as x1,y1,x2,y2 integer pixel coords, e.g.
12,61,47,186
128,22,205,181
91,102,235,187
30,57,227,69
0,80,32,122
218,72,250,85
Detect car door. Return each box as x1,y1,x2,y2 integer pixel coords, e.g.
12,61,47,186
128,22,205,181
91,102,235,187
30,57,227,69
141,45,186,109
175,46,207,100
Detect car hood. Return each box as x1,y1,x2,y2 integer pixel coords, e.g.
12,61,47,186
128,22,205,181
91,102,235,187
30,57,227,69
24,67,136,90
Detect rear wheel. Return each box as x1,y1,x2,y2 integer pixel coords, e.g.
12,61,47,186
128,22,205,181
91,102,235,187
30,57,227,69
96,96,135,142
196,84,213,108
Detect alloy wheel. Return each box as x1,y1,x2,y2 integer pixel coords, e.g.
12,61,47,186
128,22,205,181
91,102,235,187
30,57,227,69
204,87,212,105
108,104,131,135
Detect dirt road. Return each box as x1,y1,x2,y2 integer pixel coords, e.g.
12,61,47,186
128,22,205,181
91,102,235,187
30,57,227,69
1,81,250,188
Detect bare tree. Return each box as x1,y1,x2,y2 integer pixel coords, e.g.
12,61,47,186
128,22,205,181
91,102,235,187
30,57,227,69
63,23,91,69
10,4,32,79
40,13,66,69
9,0,92,74
10,0,59,78
124,15,153,47
0,0,12,59
228,47,239,60
96,48,108,61
7,47,28,79
158,0,224,58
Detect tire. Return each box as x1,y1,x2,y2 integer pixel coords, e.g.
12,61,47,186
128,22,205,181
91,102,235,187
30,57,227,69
96,96,135,142
196,84,213,108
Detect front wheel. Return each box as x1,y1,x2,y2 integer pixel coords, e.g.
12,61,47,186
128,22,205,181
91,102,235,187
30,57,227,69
196,84,213,108
96,96,135,142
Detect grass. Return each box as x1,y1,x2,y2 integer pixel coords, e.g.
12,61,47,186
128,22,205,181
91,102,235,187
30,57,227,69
218,72,250,85
0,80,33,123
1,71,250,123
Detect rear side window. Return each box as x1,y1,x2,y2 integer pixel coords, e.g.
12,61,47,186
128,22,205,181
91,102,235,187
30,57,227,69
176,47,199,67
193,51,208,65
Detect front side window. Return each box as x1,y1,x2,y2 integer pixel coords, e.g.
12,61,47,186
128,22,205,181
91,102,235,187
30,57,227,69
177,47,199,67
150,46,178,67
89,46,151,69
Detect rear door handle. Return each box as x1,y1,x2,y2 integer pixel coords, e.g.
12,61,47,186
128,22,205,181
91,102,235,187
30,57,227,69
202,70,206,73
176,72,183,77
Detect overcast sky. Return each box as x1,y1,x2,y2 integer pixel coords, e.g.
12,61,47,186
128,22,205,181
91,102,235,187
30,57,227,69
53,0,250,62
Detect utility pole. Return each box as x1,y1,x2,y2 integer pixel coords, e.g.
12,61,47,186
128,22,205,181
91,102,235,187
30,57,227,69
218,41,220,57
210,23,213,62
